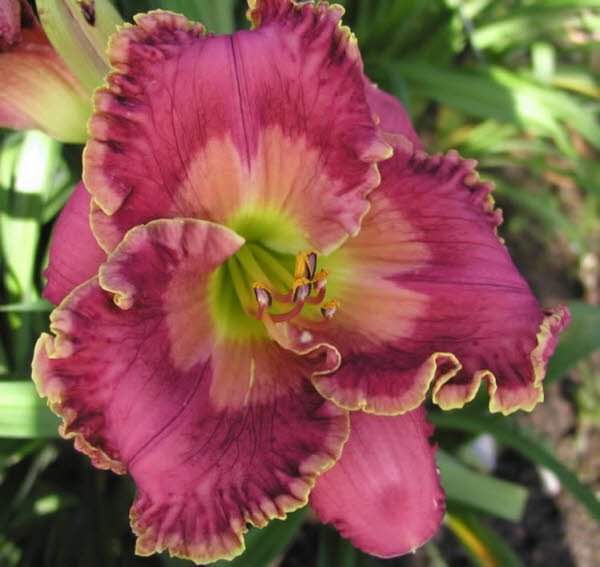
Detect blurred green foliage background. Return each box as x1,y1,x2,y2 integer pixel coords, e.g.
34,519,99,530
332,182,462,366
1,1,599,566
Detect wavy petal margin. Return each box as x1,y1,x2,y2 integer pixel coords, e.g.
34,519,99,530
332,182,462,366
304,136,569,415
0,1,90,142
43,182,106,305
33,218,349,563
84,2,391,254
310,407,444,557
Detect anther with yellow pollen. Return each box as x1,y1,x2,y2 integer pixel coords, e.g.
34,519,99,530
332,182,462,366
252,251,339,323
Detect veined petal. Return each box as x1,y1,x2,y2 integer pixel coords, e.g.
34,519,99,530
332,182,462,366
33,218,348,563
310,407,444,557
84,3,391,254
363,79,423,149
305,136,569,415
43,182,106,305
0,3,91,142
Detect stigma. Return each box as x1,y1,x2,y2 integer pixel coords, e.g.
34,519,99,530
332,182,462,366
252,251,339,323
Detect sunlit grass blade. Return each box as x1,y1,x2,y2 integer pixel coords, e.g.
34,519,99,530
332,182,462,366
545,302,600,384
0,382,59,438
531,42,555,85
1,131,60,301
471,1,600,51
553,66,600,99
373,60,600,154
431,412,600,523
0,439,45,470
446,512,526,567
491,178,584,254
438,450,527,521
0,300,54,313
1,131,62,373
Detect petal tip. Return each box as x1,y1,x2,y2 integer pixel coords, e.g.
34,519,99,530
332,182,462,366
310,409,445,557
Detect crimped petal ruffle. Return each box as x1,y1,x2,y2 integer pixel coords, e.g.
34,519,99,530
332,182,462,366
305,136,569,415
84,2,390,254
43,182,106,305
33,218,349,563
310,407,444,557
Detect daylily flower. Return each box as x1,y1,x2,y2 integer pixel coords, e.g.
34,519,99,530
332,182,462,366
0,0,122,142
0,0,90,141
32,0,570,563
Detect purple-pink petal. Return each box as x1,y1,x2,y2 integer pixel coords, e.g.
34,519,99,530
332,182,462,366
307,136,569,415
43,182,106,305
34,218,349,563
310,407,444,557
84,4,390,254
363,79,423,149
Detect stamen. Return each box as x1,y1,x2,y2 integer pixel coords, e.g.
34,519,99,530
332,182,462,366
252,283,272,319
270,301,304,323
245,248,338,324
253,283,272,307
312,269,330,292
321,300,340,320
292,278,312,303
305,269,329,304
305,251,318,280
294,250,318,280
305,286,326,305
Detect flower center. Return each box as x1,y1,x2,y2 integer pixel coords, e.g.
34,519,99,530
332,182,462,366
251,250,339,323
209,243,339,340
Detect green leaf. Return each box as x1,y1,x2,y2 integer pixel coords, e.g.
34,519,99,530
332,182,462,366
446,512,526,567
1,132,61,301
431,412,600,523
545,302,600,384
1,132,63,374
157,0,235,34
163,507,307,567
317,525,374,567
0,439,45,469
491,178,584,253
553,65,600,99
0,382,60,438
0,300,54,313
471,2,600,51
373,60,600,153
438,450,527,521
